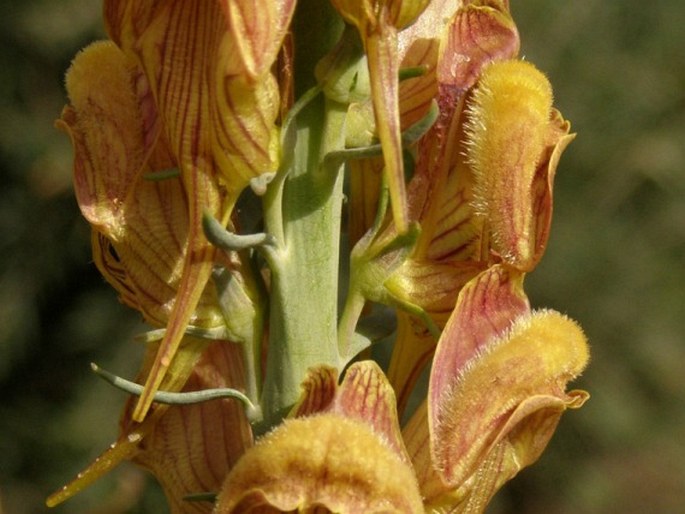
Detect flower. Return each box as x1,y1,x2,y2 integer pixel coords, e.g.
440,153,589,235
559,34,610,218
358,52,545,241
215,362,424,513
214,275,589,512
100,0,293,422
405,265,589,510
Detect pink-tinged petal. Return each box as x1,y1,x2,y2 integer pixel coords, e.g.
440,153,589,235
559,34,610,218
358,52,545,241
90,171,224,329
446,389,588,513
289,365,338,418
291,362,411,465
103,0,284,421
333,361,411,463
214,415,423,514
385,261,485,412
59,41,157,238
59,41,224,330
437,0,520,92
407,0,520,259
429,265,529,409
529,110,576,268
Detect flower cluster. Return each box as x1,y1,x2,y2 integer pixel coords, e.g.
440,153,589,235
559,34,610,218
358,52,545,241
49,1,589,513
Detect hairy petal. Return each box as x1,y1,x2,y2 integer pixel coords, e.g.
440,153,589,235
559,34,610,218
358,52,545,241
60,41,155,238
429,265,529,405
465,59,554,270
59,41,223,329
214,415,423,514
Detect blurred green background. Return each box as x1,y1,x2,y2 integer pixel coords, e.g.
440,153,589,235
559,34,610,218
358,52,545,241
1,0,683,513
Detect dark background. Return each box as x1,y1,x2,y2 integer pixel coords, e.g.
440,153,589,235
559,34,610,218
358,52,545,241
1,1,684,512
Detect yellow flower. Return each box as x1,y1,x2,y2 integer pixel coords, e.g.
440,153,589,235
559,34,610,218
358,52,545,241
50,0,290,509
344,0,575,415
215,362,424,513
216,288,588,513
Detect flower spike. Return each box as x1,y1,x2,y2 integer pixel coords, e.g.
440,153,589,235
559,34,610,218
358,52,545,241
54,1,589,511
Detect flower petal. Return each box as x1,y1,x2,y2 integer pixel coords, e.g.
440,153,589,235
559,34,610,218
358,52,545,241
528,110,576,268
59,41,224,330
429,265,529,408
437,0,520,92
214,415,423,514
289,365,339,418
291,361,411,464
59,40,157,238
220,0,296,78
385,261,485,411
333,361,411,462
465,59,556,270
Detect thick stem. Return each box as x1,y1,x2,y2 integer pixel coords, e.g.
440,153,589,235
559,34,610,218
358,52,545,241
260,96,347,429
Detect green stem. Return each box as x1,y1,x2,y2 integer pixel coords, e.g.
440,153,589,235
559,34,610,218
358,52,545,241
259,95,347,429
